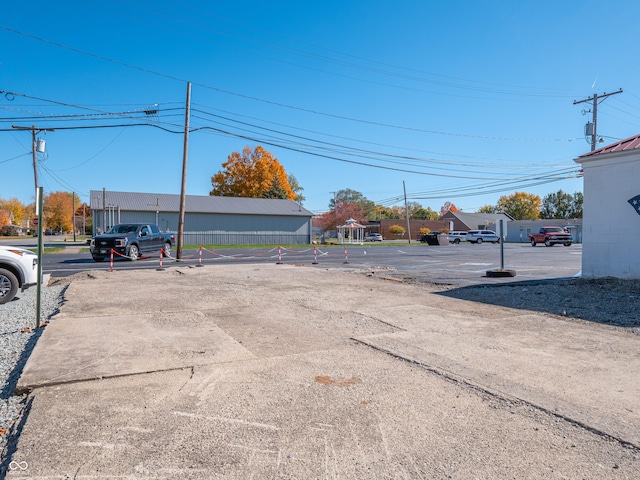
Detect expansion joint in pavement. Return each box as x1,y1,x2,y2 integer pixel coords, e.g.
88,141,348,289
14,365,195,395
353,337,640,452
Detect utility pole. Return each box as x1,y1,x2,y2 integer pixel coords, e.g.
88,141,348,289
330,191,338,223
403,181,411,244
102,188,106,234
177,82,191,260
573,89,622,151
72,192,76,242
11,125,55,198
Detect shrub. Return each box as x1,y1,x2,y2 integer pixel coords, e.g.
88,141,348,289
419,227,431,235
389,224,406,236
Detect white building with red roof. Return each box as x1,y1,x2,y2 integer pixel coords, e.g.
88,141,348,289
575,134,640,279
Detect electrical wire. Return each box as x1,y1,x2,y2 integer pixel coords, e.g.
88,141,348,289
191,107,572,170
0,152,30,164
0,27,579,142
105,0,579,98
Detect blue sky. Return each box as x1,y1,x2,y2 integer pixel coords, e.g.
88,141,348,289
2,1,639,215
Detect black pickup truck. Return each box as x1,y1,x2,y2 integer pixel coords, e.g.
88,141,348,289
90,223,176,262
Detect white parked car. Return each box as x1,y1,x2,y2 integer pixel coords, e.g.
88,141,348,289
0,245,39,304
466,230,500,244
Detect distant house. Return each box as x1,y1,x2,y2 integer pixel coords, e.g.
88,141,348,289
89,190,313,245
574,134,640,279
440,211,513,232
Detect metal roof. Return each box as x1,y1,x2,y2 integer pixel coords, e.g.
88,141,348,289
579,133,640,158
442,211,513,227
89,190,313,217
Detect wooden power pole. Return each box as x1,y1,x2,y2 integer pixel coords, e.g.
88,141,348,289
573,89,622,151
177,82,191,260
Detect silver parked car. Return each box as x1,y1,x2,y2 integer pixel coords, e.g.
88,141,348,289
466,230,500,244
364,233,383,242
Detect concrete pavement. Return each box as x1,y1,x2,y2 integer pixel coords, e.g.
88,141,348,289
5,263,640,478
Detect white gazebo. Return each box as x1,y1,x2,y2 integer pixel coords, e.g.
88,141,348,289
337,218,365,244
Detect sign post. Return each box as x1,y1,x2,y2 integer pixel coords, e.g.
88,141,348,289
35,187,44,328
486,219,516,278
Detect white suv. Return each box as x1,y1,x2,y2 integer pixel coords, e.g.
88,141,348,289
0,245,39,304
447,231,468,244
466,230,500,244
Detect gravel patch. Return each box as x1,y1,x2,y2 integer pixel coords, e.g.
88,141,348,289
0,282,66,468
434,277,640,334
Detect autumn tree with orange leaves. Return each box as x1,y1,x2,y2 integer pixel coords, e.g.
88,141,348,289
43,191,80,233
210,146,296,200
0,197,27,227
439,201,459,217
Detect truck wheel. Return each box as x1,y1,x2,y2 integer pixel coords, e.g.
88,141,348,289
453,238,460,244
92,256,105,262
531,239,536,246
0,268,19,304
544,239,552,247
163,242,171,257
128,244,140,261
564,242,572,246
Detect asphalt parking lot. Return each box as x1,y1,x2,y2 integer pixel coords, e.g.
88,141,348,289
31,241,582,287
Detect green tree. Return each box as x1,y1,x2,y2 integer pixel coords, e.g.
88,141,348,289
287,174,305,204
330,189,376,219
413,206,439,220
570,192,583,218
477,204,497,214
375,206,400,219
541,190,583,219
262,177,289,199
496,192,541,220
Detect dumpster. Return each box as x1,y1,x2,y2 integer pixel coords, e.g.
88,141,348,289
421,233,449,245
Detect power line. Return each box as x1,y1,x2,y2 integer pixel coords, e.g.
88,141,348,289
93,1,579,98
191,107,572,169
0,26,578,142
